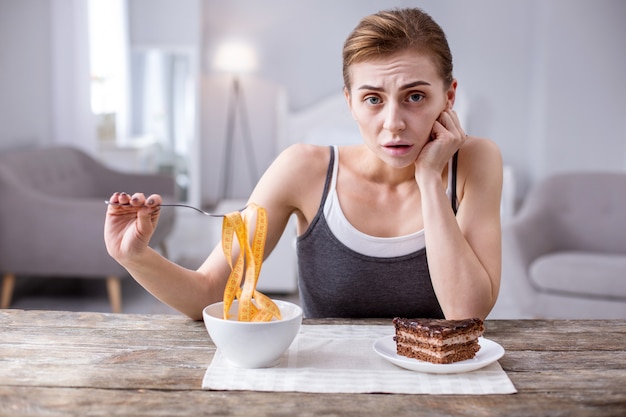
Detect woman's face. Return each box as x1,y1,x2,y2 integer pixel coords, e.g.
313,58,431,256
346,49,456,169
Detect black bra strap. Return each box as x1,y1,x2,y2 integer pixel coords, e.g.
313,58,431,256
451,151,459,215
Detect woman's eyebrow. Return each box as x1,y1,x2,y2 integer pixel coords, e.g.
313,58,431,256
357,80,432,91
357,84,384,92
401,81,431,89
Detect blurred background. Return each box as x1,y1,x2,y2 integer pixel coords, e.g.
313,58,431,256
1,0,625,317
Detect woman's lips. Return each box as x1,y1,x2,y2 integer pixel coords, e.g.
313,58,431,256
382,142,414,156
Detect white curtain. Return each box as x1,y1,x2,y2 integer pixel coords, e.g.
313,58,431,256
88,0,130,144
49,0,95,153
49,0,130,154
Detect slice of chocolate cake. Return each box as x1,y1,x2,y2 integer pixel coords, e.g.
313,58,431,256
392,317,485,364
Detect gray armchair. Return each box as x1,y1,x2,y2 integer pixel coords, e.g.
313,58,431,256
0,146,176,312
499,172,626,318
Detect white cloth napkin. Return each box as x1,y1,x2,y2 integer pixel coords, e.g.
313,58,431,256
202,324,517,394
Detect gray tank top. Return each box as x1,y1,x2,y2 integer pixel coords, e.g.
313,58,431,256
297,146,458,318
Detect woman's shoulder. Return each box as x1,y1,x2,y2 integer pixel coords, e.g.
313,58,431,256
460,136,502,171
259,144,332,221
463,136,500,154
457,136,503,201
259,144,332,198
275,143,333,174
280,143,333,158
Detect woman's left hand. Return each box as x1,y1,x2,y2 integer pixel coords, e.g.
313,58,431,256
414,109,467,182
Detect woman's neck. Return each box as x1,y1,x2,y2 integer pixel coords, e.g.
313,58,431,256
355,145,417,188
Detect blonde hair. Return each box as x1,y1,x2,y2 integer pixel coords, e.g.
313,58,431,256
342,8,453,91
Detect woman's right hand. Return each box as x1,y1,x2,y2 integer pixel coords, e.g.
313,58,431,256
104,192,163,264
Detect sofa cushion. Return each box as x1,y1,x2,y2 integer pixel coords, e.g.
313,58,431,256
529,251,626,299
0,147,97,197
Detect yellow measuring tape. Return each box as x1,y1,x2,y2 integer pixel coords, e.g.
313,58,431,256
221,204,282,322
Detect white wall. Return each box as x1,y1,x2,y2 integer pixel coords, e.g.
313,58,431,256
128,0,199,46
530,1,626,181
0,0,52,150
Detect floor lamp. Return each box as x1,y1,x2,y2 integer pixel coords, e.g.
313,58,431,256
213,41,259,200
220,76,258,199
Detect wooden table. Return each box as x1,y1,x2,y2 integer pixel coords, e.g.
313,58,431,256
1,310,625,416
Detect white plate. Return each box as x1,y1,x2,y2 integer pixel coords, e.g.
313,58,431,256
373,335,505,374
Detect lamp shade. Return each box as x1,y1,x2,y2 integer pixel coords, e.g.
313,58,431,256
213,41,258,74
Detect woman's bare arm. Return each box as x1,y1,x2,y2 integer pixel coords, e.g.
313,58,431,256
419,137,502,320
104,144,328,320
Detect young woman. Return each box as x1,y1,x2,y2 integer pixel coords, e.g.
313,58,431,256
105,8,502,321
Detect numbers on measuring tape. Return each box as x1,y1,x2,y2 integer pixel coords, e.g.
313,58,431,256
221,204,281,322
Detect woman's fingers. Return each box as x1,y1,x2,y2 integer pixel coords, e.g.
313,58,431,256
107,192,163,213
107,192,131,213
119,192,133,204
438,110,465,137
145,194,163,207
129,192,146,206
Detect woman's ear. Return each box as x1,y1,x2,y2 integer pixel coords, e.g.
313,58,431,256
445,79,458,110
344,87,357,120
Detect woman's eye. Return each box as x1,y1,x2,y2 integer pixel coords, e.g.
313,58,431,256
408,93,424,103
365,96,381,105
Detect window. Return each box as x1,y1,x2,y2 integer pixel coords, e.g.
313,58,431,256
88,0,128,138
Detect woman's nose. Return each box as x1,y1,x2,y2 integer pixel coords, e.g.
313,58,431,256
382,103,406,133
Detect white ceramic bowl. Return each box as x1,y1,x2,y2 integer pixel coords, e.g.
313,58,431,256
203,299,303,368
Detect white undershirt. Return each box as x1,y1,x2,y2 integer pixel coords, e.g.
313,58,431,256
323,146,453,257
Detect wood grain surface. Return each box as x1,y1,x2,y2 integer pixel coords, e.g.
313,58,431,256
1,310,625,416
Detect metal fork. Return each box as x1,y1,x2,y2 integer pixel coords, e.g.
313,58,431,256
104,201,246,217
